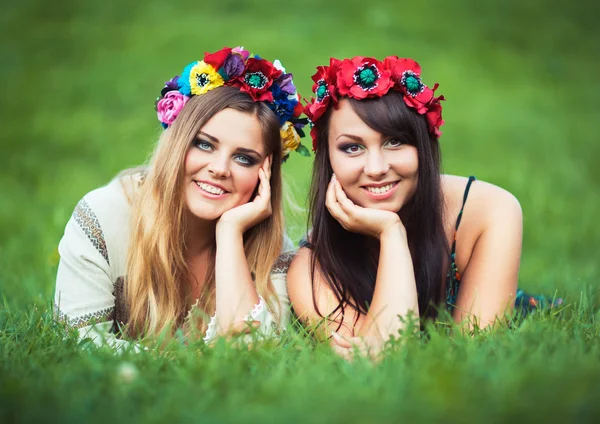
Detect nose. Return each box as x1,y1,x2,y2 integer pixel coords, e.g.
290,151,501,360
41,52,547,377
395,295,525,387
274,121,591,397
207,153,231,179
363,150,389,178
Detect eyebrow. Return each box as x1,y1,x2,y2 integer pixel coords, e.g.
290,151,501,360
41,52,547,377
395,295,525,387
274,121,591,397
198,131,219,142
336,134,364,142
237,147,263,158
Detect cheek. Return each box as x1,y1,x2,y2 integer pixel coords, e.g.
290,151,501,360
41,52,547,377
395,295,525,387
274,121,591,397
392,147,419,177
184,148,202,174
329,150,361,186
234,168,260,202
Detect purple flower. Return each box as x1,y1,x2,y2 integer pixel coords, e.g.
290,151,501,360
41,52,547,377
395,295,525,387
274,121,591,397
223,54,245,79
276,73,296,95
161,76,180,96
165,76,179,89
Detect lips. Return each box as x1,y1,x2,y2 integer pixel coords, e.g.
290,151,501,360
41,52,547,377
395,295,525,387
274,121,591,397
194,180,230,196
361,181,399,200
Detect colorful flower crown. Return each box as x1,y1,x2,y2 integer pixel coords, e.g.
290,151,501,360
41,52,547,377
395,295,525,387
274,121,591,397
304,56,445,150
155,46,310,161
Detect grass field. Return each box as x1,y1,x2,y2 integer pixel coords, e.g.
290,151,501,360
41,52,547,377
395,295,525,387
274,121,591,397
1,0,600,422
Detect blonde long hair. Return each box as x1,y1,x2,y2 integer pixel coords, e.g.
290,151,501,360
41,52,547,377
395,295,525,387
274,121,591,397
125,86,284,338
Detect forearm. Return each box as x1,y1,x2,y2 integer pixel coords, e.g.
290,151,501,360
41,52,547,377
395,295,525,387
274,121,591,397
214,227,260,333
357,225,419,341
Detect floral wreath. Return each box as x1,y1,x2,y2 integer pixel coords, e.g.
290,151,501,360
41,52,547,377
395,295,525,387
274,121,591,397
155,46,310,162
304,56,445,151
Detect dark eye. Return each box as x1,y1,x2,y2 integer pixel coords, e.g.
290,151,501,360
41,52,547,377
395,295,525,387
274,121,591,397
195,139,213,151
385,138,403,148
341,144,363,154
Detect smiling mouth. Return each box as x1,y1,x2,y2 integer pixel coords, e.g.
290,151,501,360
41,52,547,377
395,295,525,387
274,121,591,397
195,181,228,195
363,182,398,194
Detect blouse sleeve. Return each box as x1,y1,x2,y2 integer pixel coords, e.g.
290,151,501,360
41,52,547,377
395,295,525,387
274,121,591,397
203,250,296,343
54,199,138,352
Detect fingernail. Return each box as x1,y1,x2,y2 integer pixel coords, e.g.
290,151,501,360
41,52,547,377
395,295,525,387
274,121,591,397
331,173,336,180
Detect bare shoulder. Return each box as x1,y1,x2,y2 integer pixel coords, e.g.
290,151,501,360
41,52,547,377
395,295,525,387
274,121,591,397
287,247,313,293
442,175,522,228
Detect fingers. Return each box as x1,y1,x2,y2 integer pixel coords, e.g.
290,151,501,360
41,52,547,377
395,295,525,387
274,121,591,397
254,168,272,212
262,155,272,180
333,178,359,216
326,176,350,225
331,344,354,361
331,331,353,348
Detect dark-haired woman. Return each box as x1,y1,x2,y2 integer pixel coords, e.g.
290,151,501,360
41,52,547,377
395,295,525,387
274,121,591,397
287,56,559,358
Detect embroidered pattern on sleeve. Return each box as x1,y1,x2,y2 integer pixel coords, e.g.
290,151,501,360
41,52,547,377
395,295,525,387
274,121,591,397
72,199,109,265
54,303,115,329
271,252,295,274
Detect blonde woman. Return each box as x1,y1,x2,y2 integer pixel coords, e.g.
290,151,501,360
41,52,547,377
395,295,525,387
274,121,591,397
54,47,309,349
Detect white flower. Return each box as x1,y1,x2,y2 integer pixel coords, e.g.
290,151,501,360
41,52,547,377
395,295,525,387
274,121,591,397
273,59,286,73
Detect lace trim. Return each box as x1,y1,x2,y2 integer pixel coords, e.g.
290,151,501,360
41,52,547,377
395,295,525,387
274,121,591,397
203,296,266,343
203,313,217,343
244,296,266,321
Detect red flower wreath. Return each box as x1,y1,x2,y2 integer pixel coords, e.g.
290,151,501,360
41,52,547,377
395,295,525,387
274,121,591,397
304,55,445,150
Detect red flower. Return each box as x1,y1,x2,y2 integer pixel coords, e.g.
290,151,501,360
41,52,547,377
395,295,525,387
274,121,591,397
293,101,303,118
204,47,232,70
386,57,434,113
233,57,282,102
425,84,445,137
336,57,392,100
305,59,339,122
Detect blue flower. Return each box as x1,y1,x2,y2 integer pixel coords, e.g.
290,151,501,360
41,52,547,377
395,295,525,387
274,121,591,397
178,62,196,96
269,84,297,125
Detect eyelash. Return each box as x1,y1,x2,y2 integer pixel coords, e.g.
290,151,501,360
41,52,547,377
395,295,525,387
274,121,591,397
340,144,364,154
340,139,403,154
385,138,402,147
194,139,257,166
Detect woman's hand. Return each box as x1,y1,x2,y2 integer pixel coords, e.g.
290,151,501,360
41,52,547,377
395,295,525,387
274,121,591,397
326,175,404,240
217,156,272,236
330,331,382,361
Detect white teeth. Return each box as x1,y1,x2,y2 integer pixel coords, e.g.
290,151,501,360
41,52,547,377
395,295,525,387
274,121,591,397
196,182,225,195
366,183,394,194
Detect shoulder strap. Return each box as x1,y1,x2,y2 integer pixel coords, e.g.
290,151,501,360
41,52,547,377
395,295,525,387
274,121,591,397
450,176,476,255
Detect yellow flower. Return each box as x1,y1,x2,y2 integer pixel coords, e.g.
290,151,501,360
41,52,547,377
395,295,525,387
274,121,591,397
188,61,224,95
280,121,301,158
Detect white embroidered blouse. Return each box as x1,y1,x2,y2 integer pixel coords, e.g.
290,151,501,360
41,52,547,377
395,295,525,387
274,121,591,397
54,175,295,351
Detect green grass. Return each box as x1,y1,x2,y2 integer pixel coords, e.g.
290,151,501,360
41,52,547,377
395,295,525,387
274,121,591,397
1,0,600,421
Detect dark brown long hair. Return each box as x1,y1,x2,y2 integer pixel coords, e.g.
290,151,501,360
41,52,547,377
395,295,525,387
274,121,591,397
308,91,447,324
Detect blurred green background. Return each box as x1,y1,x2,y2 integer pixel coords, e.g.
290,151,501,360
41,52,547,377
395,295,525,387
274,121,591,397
2,1,600,422
1,0,599,311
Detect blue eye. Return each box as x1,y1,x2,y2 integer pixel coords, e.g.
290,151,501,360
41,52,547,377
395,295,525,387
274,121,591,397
234,155,255,166
195,139,213,151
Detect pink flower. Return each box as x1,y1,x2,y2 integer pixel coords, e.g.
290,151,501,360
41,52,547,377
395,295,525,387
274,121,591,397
232,46,250,60
156,91,189,126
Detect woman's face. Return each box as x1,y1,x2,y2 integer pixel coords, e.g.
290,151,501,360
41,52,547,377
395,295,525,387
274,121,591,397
184,108,266,221
327,99,419,213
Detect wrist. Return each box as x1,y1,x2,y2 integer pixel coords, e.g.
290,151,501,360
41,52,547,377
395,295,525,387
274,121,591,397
216,221,244,240
378,220,407,242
